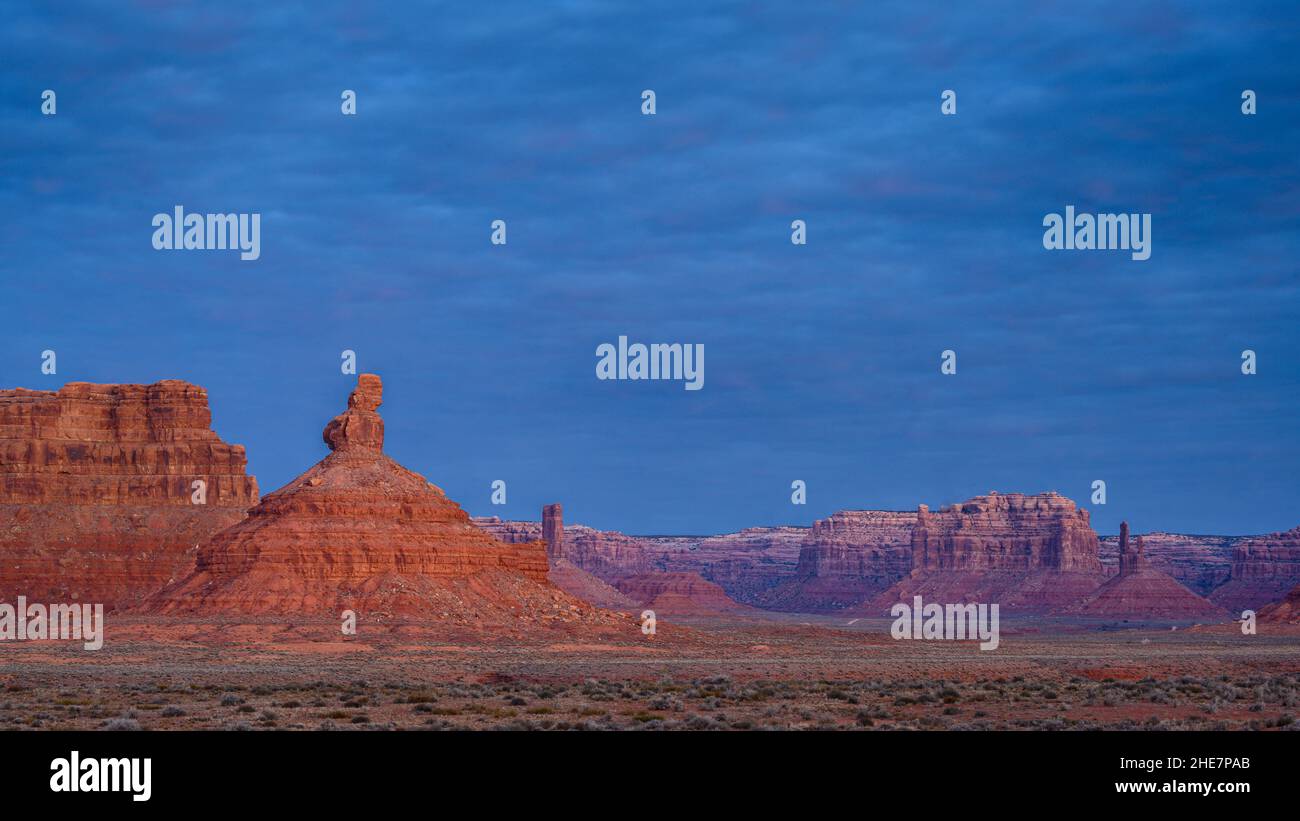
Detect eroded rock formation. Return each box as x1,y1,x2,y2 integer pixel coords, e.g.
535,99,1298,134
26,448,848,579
1067,522,1225,620
150,375,571,620
862,492,1106,614
757,510,916,612
614,572,748,617
0,380,258,608
1209,527,1300,613
474,516,805,605
542,503,564,558
1099,531,1237,595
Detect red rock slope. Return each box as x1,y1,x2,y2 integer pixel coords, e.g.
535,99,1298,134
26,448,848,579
614,572,749,617
150,375,569,619
1257,584,1300,623
1066,523,1225,620
0,380,258,609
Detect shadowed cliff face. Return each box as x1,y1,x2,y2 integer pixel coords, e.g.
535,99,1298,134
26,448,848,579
0,380,258,609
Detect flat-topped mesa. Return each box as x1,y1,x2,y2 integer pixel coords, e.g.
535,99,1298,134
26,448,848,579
322,373,384,452
0,380,258,608
912,491,1102,574
0,380,258,506
859,491,1107,615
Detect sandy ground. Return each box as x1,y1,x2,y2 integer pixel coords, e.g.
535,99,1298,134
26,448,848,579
2,613,1298,730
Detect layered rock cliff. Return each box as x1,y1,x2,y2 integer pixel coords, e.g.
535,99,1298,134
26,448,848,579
1209,527,1300,613
473,516,804,604
0,380,258,608
648,527,807,604
863,492,1107,614
756,510,916,612
149,375,574,621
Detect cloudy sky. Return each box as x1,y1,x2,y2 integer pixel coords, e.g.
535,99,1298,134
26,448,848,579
2,1,1297,536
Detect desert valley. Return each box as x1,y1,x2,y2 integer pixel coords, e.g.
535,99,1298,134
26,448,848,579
1,375,1298,731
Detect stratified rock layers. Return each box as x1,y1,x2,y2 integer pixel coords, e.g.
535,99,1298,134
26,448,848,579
0,381,258,608
757,511,916,612
615,572,748,617
151,375,551,616
1209,527,1300,613
864,492,1106,615
1099,532,1237,595
1069,524,1225,620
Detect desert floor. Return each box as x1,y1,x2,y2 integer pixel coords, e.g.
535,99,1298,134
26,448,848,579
2,614,1298,730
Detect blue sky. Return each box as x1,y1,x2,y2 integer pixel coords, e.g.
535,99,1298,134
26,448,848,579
2,1,1297,536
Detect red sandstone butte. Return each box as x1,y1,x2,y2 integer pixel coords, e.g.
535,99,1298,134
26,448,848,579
0,380,257,609
614,571,749,617
150,375,571,620
757,510,915,612
860,491,1106,615
1208,526,1300,613
1099,531,1237,595
1067,523,1225,620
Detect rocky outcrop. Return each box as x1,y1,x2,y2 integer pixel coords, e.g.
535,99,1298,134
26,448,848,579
542,503,564,559
150,375,567,620
862,492,1106,615
756,510,916,612
911,491,1102,573
1067,523,1225,620
476,509,636,610
547,558,638,611
473,516,540,544
0,380,258,608
558,525,653,580
614,572,748,617
1099,531,1237,595
1209,527,1300,613
1258,584,1300,623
